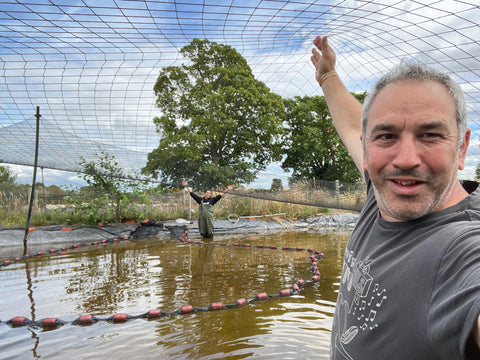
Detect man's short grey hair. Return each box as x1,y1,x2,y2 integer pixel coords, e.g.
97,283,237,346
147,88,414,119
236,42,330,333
361,61,468,152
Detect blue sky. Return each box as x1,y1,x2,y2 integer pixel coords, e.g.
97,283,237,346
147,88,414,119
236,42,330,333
2,0,480,188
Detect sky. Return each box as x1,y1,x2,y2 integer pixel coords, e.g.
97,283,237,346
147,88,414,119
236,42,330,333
1,0,480,189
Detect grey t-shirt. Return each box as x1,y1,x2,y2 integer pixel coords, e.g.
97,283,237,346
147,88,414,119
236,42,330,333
331,175,480,360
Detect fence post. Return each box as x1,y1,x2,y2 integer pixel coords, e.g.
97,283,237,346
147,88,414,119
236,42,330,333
23,106,41,254
335,180,340,208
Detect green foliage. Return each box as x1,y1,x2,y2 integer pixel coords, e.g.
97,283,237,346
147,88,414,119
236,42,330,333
270,178,284,192
66,150,152,224
143,38,285,189
476,162,480,181
0,165,16,190
282,94,366,183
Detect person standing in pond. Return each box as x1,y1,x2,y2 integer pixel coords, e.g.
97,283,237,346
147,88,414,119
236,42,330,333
182,180,234,238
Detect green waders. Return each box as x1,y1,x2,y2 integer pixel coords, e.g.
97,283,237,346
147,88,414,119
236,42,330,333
198,203,215,238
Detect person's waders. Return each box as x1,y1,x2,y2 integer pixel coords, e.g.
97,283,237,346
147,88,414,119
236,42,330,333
198,202,215,238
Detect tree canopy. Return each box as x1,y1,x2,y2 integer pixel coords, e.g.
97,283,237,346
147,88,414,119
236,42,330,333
143,38,285,189
282,94,365,183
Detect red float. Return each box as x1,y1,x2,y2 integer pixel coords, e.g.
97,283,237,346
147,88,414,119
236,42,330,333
42,318,58,326
256,292,268,300
209,302,224,310
113,313,128,322
181,305,194,314
236,298,247,306
11,316,27,326
147,309,162,318
78,314,94,325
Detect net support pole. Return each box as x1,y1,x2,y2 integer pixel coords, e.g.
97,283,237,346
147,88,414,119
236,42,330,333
23,106,41,254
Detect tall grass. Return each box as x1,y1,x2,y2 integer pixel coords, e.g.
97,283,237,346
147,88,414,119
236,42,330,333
0,193,332,228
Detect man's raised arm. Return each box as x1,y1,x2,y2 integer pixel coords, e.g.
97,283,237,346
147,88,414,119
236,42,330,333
311,36,364,174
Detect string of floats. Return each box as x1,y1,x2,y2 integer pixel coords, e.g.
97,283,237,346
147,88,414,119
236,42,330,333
0,221,324,330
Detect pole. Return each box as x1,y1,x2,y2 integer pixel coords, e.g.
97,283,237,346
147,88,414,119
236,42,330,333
23,106,41,254
41,166,46,212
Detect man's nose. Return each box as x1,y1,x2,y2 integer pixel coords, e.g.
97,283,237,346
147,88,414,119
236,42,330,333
391,136,421,169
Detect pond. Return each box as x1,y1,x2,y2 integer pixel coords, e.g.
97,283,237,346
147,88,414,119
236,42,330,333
0,231,350,359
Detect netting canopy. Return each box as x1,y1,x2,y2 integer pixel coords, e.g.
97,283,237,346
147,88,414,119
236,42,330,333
1,0,480,185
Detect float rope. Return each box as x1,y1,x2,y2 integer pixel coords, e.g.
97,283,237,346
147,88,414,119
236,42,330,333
0,221,324,330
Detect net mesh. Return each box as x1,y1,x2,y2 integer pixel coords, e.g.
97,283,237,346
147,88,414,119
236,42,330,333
1,0,480,188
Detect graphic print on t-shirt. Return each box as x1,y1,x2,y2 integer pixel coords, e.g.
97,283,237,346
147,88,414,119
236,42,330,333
333,250,388,359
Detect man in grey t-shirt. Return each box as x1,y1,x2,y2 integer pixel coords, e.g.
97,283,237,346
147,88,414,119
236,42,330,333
310,35,480,359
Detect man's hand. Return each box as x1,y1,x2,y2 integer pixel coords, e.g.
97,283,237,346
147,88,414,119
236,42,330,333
311,36,337,83
309,35,364,174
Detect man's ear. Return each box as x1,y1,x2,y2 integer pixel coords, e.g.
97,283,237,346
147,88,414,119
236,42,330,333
458,128,471,170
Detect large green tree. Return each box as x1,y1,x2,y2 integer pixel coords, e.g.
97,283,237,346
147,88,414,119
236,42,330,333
282,94,366,183
143,38,285,189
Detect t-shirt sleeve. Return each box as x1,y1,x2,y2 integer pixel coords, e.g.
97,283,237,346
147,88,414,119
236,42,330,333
189,192,202,204
427,227,480,359
209,195,222,205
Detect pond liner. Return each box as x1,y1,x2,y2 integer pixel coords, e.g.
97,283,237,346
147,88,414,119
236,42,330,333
0,220,325,330
0,213,357,248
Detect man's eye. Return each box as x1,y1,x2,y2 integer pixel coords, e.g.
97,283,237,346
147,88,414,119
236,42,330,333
422,133,441,138
378,134,395,141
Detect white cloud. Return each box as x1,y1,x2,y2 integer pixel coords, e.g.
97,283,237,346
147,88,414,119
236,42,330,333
1,0,480,186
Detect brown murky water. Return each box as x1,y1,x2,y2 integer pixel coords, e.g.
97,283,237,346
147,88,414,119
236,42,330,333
0,231,349,359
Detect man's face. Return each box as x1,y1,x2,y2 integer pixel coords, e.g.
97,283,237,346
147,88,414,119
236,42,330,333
363,80,470,221
204,190,212,199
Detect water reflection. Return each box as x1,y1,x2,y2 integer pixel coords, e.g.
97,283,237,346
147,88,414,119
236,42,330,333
0,231,350,359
